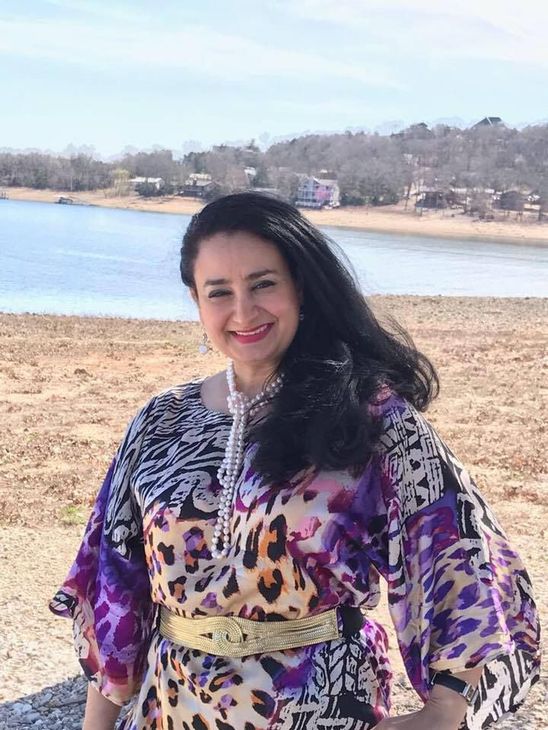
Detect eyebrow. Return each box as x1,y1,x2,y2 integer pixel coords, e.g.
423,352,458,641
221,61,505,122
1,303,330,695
203,269,278,287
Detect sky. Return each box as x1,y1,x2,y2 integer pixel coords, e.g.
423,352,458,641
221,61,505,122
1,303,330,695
1,0,547,158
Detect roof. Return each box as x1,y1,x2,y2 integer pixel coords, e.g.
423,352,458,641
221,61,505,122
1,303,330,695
299,176,338,187
473,117,503,128
187,173,212,181
184,174,214,187
129,177,163,184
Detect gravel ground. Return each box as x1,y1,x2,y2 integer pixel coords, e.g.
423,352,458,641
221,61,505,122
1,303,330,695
0,300,546,728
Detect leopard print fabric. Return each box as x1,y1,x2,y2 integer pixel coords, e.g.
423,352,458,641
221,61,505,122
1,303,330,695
50,382,540,729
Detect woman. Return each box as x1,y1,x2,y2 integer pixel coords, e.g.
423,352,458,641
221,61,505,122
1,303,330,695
50,192,540,730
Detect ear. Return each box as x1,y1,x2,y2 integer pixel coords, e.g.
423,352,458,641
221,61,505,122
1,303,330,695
293,273,304,305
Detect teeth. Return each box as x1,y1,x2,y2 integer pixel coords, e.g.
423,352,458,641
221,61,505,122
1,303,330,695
234,324,269,336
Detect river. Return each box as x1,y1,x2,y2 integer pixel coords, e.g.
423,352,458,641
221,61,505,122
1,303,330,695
1,199,546,320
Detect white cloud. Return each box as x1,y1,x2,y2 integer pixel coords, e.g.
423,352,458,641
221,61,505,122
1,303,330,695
277,0,548,67
0,15,399,88
41,0,150,24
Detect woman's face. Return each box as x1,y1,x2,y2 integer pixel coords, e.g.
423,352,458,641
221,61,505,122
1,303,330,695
192,231,301,377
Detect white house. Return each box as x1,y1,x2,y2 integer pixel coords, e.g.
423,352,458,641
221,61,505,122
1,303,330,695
129,177,164,191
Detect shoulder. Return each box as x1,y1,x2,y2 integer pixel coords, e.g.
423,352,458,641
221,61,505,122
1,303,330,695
123,379,205,438
150,379,203,412
366,387,437,457
366,384,413,424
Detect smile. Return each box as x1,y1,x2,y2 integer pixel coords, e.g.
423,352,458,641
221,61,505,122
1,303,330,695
230,323,274,343
235,324,270,335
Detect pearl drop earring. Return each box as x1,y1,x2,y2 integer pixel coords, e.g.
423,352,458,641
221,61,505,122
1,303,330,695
198,332,210,354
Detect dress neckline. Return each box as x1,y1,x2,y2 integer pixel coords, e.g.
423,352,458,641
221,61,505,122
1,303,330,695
193,378,232,419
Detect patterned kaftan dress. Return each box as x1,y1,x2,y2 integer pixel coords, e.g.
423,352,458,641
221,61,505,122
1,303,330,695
50,381,540,730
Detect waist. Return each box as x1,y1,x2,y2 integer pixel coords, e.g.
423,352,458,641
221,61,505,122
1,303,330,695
158,605,364,658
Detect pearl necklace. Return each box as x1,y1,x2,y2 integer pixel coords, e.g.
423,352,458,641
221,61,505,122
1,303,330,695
211,362,283,559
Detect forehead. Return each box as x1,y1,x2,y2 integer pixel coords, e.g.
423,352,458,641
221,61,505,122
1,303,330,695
193,231,289,282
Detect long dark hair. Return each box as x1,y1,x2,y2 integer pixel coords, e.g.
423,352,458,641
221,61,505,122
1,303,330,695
181,192,438,482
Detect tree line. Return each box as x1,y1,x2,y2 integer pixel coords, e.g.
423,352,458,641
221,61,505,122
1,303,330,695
1,122,547,208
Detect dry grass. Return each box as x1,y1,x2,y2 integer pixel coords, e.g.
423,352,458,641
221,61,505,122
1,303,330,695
0,298,546,527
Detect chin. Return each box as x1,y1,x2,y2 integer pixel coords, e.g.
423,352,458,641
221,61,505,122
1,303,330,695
233,351,279,365
231,345,282,366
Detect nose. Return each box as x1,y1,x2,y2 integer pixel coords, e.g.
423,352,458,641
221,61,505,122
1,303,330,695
233,291,257,324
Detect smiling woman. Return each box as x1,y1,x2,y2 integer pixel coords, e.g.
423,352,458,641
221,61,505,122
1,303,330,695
191,231,302,402
51,193,540,730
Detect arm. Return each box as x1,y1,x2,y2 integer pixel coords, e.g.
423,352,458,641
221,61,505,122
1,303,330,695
82,684,122,730
50,457,154,704
50,399,159,708
376,664,484,730
365,394,540,729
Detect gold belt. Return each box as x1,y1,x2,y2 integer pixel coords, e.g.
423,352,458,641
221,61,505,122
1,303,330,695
159,606,341,657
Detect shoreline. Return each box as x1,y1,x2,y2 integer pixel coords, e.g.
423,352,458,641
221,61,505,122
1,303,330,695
5,186,548,246
2,292,545,324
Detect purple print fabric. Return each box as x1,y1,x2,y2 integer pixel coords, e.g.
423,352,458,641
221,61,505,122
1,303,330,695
50,382,541,729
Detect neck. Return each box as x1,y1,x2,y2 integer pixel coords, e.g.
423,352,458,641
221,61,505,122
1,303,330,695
230,362,278,398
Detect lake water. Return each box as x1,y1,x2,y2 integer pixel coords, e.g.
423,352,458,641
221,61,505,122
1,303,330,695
1,199,546,320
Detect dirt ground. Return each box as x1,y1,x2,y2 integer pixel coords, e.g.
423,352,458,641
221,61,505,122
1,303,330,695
0,297,546,724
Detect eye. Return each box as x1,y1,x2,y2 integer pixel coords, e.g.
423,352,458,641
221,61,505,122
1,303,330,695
208,289,231,299
253,279,276,291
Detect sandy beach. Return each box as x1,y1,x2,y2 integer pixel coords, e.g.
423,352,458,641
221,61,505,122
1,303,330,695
5,186,548,245
0,297,546,726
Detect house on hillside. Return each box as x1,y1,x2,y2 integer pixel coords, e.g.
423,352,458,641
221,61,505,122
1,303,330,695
129,176,164,191
446,187,468,208
495,190,525,211
473,117,503,128
180,173,217,199
415,188,447,209
295,176,340,209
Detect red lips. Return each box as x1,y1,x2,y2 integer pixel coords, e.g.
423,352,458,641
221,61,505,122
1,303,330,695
230,322,274,344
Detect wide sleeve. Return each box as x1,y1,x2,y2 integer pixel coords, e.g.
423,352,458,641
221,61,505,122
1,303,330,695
371,394,541,729
49,398,157,706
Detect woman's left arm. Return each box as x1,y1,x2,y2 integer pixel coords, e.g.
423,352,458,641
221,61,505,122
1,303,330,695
364,394,541,729
376,667,483,730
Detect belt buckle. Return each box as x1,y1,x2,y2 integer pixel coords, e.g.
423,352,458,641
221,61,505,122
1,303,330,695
212,629,230,644
211,618,244,650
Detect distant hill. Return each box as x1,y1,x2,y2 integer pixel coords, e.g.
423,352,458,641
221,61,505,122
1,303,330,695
1,121,547,214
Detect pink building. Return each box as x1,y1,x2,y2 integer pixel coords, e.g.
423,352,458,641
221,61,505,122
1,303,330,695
296,176,340,209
